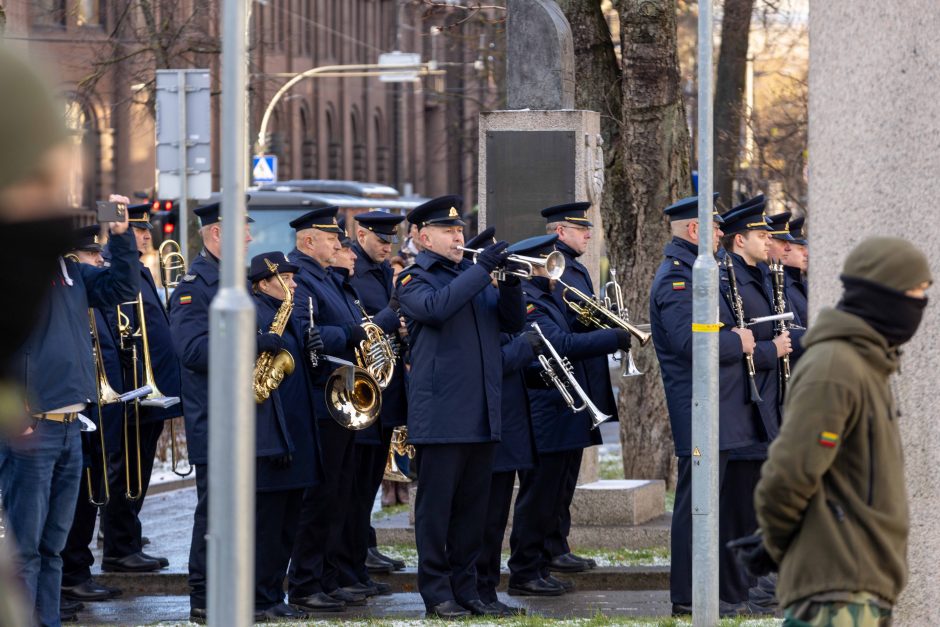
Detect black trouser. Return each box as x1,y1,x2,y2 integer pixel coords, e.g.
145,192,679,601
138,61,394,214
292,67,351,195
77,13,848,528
544,448,582,563
673,452,750,605
61,432,105,587
255,489,304,610
414,442,495,610
721,459,763,604
476,470,516,604
101,419,164,559
189,463,209,609
508,451,567,583
288,420,357,598
343,427,393,585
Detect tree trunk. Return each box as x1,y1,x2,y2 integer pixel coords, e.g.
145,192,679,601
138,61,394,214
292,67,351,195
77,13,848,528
714,0,755,207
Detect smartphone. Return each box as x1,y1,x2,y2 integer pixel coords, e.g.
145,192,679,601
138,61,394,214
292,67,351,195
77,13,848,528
96,201,126,223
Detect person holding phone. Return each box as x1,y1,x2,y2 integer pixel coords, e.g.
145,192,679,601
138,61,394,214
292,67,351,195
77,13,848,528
0,196,138,627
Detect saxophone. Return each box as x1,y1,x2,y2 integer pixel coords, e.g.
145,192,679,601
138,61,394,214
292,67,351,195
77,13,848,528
253,259,296,403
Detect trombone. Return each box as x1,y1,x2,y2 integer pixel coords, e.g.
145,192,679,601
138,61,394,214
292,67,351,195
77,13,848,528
557,278,652,346
157,239,192,477
531,322,612,429
116,295,180,500
87,309,121,506
601,269,643,377
457,247,566,282
383,426,415,483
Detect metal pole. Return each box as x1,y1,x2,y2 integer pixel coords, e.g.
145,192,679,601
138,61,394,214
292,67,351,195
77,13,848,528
209,0,255,625
691,0,719,623
177,70,188,261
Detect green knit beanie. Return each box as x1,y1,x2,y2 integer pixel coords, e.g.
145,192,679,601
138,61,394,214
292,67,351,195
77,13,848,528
0,44,68,192
842,236,933,292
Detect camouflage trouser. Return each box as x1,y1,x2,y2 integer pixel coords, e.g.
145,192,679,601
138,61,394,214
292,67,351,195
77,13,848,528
783,591,892,627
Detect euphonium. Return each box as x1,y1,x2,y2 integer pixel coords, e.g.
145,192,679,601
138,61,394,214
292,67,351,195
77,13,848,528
252,259,296,403
353,299,395,389
383,426,416,482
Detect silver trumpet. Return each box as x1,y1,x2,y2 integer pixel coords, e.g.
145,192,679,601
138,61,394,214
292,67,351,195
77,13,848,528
458,246,566,282
531,322,612,429
602,268,643,377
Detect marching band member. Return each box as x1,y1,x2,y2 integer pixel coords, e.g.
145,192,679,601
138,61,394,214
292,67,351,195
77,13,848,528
397,196,525,618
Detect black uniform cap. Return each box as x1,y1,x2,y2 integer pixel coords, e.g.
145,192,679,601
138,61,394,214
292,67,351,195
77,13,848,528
337,217,352,248
354,210,405,244
719,195,771,235
248,251,299,283
767,211,795,241
463,226,496,259
194,200,256,227
127,203,153,230
72,224,104,253
288,206,343,232
663,193,723,223
407,195,465,228
540,202,593,227
789,216,807,246
507,234,559,258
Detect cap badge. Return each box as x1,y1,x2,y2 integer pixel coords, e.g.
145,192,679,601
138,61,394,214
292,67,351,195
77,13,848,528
448,207,458,218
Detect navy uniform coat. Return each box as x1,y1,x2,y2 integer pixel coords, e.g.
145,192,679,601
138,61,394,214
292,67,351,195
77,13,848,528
103,260,182,424
169,250,218,466
254,291,322,491
16,232,139,414
724,252,781,459
785,266,808,366
649,238,763,457
524,277,620,453
397,251,525,444
552,242,619,420
350,243,407,430
494,333,538,473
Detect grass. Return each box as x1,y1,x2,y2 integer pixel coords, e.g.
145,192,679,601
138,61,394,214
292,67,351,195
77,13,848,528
254,617,781,626
373,544,671,570
372,503,409,522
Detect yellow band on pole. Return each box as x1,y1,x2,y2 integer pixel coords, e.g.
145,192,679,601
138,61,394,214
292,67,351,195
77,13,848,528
691,322,722,332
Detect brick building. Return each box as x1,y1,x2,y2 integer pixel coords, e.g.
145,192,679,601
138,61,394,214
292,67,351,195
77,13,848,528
0,0,502,209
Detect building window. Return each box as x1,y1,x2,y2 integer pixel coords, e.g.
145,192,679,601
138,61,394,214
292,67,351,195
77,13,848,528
351,107,366,182
326,107,342,179
76,0,102,27
374,110,389,185
32,0,66,27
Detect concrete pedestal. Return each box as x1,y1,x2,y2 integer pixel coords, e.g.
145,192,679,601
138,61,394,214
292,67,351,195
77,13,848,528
811,2,940,622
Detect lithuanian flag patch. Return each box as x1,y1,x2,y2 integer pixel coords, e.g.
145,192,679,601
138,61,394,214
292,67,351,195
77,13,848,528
400,274,413,286
526,304,536,315
672,281,686,291
818,431,839,448
179,295,192,305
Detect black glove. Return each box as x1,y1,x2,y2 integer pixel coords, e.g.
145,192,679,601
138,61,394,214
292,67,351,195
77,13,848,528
474,240,510,274
523,329,543,355
305,326,324,367
346,324,369,348
614,329,633,352
388,289,400,313
256,332,286,355
118,345,136,372
727,533,777,578
270,453,293,470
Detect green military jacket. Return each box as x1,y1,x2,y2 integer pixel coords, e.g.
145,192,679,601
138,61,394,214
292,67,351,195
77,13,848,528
755,307,906,607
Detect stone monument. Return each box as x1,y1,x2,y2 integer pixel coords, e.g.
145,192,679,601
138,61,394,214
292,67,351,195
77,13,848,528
810,2,940,622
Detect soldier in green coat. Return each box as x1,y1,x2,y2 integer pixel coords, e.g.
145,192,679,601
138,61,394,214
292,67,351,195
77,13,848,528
745,237,932,626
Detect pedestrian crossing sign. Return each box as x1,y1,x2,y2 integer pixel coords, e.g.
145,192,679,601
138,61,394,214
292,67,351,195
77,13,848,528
252,155,278,184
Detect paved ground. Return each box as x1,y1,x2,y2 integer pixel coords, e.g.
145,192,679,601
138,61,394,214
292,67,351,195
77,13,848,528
71,590,677,625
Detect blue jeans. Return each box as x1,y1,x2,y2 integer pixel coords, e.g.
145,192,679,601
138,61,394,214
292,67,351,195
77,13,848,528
0,418,82,627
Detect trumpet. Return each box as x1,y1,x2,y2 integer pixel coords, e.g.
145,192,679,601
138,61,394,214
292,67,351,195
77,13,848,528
383,426,416,482
458,246,566,281
602,268,643,377
116,294,181,500
353,300,395,389
157,239,192,477
530,322,612,429
557,278,652,346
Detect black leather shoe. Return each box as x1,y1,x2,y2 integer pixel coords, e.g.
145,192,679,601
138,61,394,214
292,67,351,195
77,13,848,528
426,600,471,619
288,592,345,612
369,547,406,571
60,598,84,613
672,602,692,616
548,553,588,573
101,552,162,572
489,600,527,616
568,552,598,569
363,579,392,595
62,578,118,601
545,574,574,592
342,581,389,598
141,535,150,546
327,587,367,606
140,551,169,568
460,599,502,616
254,603,309,622
60,611,78,623
507,578,565,597
365,549,394,573
189,607,207,624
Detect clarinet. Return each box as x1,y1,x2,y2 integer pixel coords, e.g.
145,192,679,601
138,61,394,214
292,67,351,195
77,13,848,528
724,255,762,404
770,261,791,404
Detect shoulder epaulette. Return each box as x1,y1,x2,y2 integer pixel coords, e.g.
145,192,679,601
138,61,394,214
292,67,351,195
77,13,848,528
181,273,197,283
